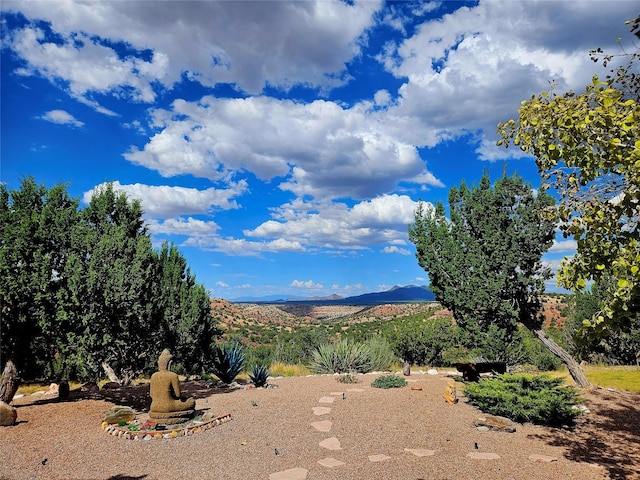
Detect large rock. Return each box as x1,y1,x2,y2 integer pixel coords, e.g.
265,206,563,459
0,401,17,426
103,406,135,424
473,414,517,433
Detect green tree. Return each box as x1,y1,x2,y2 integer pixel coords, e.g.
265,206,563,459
0,178,80,379
65,183,156,384
151,242,222,376
409,171,591,387
498,20,639,339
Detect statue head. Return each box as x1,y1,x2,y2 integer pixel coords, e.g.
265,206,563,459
158,349,173,371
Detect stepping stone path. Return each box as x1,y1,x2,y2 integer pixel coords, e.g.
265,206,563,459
405,448,436,457
312,406,331,416
268,375,551,477
318,457,345,468
319,437,342,451
310,420,332,432
269,467,308,480
368,454,391,462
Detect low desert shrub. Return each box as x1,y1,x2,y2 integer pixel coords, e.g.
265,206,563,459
371,374,407,389
268,362,311,377
337,373,361,384
211,342,246,384
464,373,582,427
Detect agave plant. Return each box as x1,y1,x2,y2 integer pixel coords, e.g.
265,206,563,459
211,342,246,384
248,365,270,388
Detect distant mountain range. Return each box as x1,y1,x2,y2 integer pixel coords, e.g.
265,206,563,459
230,285,435,305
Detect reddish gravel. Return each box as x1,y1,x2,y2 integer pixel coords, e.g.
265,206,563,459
2,372,638,480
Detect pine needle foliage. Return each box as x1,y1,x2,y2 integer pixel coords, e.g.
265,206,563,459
464,374,582,427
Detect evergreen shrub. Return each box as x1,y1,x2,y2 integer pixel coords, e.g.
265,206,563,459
464,373,582,427
371,374,407,389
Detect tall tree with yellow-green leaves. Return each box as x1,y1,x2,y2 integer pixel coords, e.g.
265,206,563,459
499,17,639,342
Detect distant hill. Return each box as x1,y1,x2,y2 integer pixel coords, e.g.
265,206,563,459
230,285,434,305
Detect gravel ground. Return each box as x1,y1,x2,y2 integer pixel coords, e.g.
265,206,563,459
2,372,637,480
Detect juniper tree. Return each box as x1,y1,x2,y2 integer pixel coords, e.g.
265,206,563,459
409,171,590,387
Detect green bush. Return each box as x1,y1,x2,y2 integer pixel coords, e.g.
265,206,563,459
464,374,582,427
211,342,246,384
248,365,270,388
309,339,371,374
371,374,407,389
391,316,459,366
337,373,361,384
364,337,396,371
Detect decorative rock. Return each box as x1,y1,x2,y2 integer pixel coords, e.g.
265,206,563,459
410,386,423,391
269,468,308,480
427,369,439,375
311,420,332,432
0,401,17,426
312,407,331,416
404,448,436,457
319,437,342,451
58,381,69,399
318,396,335,404
103,406,135,424
318,457,345,468
467,452,501,460
369,454,391,462
475,426,490,432
529,454,558,463
403,361,411,376
473,414,517,433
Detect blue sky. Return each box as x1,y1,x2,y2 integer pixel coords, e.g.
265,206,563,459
1,1,637,300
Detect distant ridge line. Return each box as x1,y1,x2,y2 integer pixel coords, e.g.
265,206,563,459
230,285,435,305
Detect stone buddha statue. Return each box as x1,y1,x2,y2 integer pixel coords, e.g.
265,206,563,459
149,349,196,425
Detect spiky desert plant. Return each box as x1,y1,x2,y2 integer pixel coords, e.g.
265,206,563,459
310,339,371,374
211,342,246,384
248,365,270,388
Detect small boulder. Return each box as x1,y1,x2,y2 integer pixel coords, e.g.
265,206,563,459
0,401,17,426
103,406,135,424
473,414,516,433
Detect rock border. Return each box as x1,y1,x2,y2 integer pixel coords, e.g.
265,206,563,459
102,413,232,440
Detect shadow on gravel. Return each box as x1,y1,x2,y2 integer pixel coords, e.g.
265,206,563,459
15,380,240,413
528,388,640,480
107,476,148,480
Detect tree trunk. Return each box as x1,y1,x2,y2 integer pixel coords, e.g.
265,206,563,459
0,360,21,403
101,361,121,384
532,328,592,388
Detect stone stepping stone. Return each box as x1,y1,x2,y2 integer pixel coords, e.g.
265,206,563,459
318,457,345,468
319,396,335,404
329,391,344,396
467,452,500,460
319,437,342,451
347,388,365,392
269,467,308,480
404,448,436,457
312,407,331,416
311,420,332,432
529,454,558,463
368,454,391,462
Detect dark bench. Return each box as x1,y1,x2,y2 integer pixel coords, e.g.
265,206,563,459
454,362,507,382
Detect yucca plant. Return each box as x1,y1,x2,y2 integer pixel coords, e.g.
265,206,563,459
211,343,246,384
310,339,371,374
248,365,270,388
